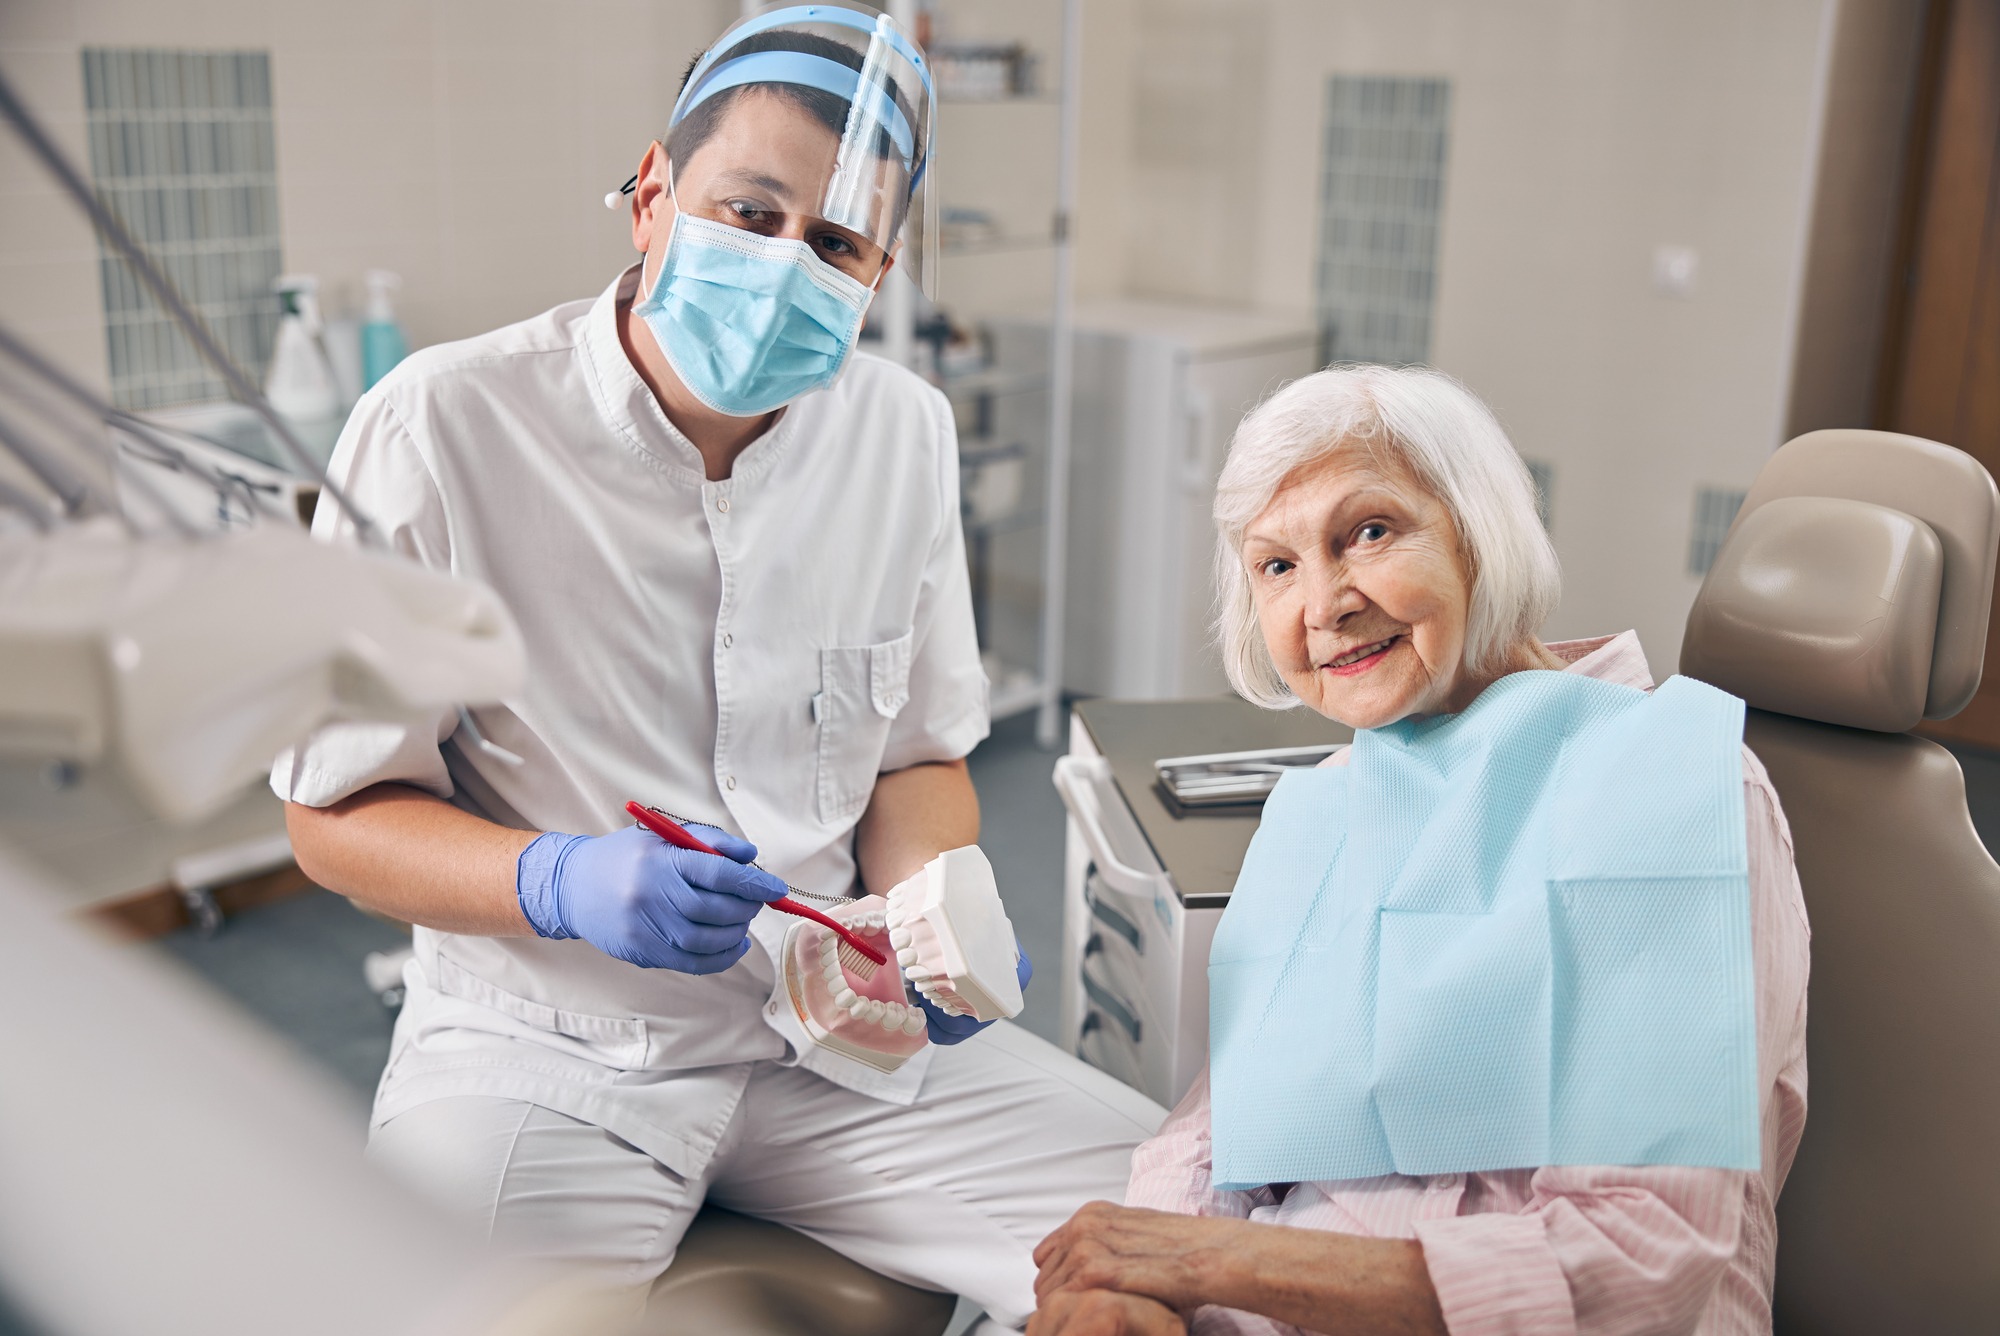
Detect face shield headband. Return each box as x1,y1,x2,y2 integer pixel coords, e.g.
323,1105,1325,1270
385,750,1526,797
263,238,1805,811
666,5,937,297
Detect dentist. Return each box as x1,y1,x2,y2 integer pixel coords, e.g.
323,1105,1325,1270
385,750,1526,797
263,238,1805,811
276,8,1158,1330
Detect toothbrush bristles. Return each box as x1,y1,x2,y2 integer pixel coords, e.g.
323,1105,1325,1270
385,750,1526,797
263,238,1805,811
838,938,878,981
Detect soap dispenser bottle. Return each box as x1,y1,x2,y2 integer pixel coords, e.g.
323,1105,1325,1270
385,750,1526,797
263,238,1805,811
265,274,346,465
361,269,409,390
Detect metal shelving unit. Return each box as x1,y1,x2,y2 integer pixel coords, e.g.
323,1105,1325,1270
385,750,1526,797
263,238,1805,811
899,0,1081,746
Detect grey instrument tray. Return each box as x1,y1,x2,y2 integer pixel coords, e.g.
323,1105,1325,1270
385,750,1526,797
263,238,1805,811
1153,744,1342,809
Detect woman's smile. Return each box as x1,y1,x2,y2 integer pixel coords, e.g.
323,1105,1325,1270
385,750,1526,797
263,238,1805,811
1321,634,1402,677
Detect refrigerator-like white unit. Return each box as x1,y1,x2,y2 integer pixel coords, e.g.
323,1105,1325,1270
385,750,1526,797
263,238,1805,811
1003,300,1319,700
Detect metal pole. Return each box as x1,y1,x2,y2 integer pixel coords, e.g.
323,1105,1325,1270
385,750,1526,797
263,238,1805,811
1035,0,1083,749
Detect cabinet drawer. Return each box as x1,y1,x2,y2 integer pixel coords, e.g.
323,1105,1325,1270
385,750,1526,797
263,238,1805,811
1077,977,1146,1091
1082,873,1149,1008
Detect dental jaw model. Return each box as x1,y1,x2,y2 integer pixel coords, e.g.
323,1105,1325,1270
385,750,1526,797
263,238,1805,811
780,846,1023,1073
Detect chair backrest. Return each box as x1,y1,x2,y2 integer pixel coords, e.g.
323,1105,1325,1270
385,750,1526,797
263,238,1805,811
1680,429,2000,1335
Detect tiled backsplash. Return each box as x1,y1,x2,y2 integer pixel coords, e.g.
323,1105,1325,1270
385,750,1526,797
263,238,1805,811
1524,457,1554,531
1687,486,1747,577
1315,75,1451,367
83,48,283,410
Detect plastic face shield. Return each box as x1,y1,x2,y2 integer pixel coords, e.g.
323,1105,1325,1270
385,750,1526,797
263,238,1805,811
667,4,938,298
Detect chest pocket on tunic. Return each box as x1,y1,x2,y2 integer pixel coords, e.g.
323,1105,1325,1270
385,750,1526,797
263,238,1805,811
815,631,914,825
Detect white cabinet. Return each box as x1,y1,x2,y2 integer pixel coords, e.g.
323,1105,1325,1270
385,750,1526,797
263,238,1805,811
1052,697,1350,1110
1054,717,1222,1108
996,301,1317,701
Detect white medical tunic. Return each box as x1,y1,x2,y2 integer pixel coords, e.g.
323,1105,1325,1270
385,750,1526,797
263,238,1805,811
272,265,989,1177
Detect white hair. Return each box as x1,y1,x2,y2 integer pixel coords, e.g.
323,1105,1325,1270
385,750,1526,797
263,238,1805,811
1213,363,1561,709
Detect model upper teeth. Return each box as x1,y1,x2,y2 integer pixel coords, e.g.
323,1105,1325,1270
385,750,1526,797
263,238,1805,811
1331,638,1393,668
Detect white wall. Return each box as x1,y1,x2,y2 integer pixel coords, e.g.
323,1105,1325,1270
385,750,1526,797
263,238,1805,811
1076,0,1840,672
2,0,1865,675
0,0,737,396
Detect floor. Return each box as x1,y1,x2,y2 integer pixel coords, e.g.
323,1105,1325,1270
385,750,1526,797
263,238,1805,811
148,705,1073,1106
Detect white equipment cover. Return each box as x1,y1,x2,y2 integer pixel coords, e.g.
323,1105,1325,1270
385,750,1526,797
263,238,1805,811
0,520,524,823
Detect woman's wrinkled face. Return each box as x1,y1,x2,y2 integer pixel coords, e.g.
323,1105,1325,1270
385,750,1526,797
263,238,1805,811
1241,446,1475,729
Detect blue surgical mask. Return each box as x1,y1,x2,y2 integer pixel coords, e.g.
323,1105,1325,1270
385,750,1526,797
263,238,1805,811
633,210,875,418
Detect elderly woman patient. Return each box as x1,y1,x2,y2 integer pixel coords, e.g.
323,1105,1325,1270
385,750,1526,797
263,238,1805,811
1031,366,1810,1336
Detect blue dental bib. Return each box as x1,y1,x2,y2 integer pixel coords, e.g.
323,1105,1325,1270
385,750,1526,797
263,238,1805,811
1207,670,1758,1189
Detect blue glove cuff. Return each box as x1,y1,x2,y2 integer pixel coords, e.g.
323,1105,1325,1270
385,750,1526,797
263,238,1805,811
517,831,587,940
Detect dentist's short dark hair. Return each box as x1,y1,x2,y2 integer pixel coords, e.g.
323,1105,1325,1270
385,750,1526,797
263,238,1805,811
666,31,917,194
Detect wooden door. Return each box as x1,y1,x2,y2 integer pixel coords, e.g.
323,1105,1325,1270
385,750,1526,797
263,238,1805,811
1886,0,2000,747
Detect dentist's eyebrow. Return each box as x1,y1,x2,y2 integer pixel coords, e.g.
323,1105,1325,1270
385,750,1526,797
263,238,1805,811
712,168,796,202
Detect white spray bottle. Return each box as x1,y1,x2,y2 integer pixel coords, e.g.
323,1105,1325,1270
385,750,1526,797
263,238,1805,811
265,274,345,465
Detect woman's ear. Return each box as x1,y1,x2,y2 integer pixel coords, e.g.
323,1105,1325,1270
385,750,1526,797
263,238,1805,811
631,141,672,255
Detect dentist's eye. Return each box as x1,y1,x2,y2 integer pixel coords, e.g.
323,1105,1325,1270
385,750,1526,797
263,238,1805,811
726,199,778,228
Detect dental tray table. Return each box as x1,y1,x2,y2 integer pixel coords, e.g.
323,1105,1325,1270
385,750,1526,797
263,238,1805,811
1052,699,1351,1108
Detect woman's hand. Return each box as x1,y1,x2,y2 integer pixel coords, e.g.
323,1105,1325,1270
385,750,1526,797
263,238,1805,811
1027,1290,1187,1336
1036,1200,1449,1336
1034,1201,1249,1312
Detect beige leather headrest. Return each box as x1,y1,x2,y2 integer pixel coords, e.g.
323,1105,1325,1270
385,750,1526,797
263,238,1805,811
1681,430,1999,730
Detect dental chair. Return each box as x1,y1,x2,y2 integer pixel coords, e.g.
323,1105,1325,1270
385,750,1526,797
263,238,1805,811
641,1207,956,1334
1679,429,2000,1334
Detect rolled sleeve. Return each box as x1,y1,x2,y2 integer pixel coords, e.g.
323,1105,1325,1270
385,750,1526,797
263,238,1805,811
1420,1163,1744,1336
878,386,989,772
268,391,458,808
1415,1212,1575,1336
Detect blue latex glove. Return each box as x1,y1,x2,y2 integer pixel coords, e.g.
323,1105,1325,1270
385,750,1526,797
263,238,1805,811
912,942,1033,1045
516,821,787,973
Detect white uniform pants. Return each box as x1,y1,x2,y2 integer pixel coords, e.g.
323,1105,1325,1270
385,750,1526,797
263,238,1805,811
369,1022,1162,1332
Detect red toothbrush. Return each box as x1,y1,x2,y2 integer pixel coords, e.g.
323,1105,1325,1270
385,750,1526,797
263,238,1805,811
624,801,888,970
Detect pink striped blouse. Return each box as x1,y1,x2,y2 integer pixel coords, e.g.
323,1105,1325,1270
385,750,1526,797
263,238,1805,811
1125,632,1811,1336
